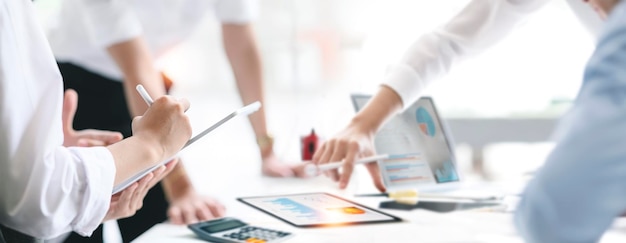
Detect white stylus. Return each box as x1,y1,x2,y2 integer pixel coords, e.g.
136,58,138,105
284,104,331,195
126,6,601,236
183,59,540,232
114,85,261,194
304,154,390,177
134,84,261,149
183,101,260,148
136,84,154,106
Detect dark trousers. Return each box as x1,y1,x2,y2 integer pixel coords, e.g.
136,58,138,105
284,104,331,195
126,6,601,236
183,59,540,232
58,63,169,243
0,224,41,243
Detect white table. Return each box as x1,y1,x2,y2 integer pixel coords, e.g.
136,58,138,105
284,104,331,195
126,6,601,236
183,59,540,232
131,96,626,242
133,175,626,243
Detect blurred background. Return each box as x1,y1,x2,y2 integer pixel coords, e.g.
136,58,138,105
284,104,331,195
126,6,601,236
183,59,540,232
34,0,595,183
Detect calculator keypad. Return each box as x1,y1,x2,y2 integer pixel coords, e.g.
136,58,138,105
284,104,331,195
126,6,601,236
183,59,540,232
220,226,291,243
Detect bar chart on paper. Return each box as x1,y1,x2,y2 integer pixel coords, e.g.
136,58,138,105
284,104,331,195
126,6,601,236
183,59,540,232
380,153,435,188
433,160,459,183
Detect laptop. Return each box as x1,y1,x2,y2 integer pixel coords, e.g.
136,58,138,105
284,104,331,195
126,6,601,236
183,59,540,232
351,94,460,192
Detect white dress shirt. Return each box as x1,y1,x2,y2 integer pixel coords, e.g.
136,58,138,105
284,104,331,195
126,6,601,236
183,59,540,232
383,0,602,109
47,0,258,81
0,0,115,239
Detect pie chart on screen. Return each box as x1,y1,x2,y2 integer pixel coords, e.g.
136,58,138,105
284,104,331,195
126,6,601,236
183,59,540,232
416,107,436,137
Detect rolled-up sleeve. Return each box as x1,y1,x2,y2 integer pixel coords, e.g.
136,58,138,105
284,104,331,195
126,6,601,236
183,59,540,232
8,147,117,239
382,0,547,109
78,0,142,47
64,147,116,236
515,3,626,242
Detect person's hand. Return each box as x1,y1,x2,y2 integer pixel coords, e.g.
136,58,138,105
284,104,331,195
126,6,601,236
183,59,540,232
312,124,385,192
261,152,295,177
261,152,313,178
104,159,178,221
167,191,226,225
131,96,192,162
62,89,123,147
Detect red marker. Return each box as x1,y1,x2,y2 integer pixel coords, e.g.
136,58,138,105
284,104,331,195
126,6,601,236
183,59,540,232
301,129,318,160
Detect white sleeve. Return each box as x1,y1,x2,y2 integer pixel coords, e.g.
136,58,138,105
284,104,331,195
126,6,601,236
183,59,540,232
78,0,143,47
382,0,547,109
0,0,115,239
565,0,603,39
214,0,259,24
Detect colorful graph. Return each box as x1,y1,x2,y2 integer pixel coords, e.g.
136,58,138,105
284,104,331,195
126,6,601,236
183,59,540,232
380,154,434,186
245,194,396,225
416,107,436,137
267,198,319,219
326,207,365,215
434,160,459,183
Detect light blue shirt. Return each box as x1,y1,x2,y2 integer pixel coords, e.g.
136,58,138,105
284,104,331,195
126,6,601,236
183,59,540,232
515,1,626,242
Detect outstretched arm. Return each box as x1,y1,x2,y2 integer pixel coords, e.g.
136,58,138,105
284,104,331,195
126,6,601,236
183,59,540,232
312,0,547,190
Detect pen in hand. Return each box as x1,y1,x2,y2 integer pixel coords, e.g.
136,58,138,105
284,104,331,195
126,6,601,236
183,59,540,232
135,84,261,150
135,84,194,148
303,154,424,177
303,154,390,177
136,84,154,106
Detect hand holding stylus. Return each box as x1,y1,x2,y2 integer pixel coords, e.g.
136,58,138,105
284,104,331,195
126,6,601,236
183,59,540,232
304,154,389,177
136,85,260,148
113,85,260,194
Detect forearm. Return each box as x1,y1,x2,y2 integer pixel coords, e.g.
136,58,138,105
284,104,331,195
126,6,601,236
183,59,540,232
349,85,403,135
222,23,268,137
106,136,161,185
162,161,194,200
107,37,165,117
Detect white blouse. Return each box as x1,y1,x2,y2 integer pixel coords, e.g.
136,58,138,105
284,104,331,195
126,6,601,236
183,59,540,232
47,0,258,81
382,0,602,109
0,0,115,239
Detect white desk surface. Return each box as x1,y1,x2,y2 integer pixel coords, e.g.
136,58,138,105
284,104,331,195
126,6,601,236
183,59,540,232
132,97,626,242
133,175,626,243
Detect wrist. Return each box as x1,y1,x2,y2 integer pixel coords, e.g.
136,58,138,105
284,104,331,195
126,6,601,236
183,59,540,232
62,130,75,146
163,168,193,200
131,134,164,163
348,115,378,138
349,86,402,137
256,134,274,159
165,186,193,203
164,181,193,201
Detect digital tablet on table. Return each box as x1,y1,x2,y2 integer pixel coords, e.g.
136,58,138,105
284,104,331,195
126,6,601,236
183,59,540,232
238,192,402,228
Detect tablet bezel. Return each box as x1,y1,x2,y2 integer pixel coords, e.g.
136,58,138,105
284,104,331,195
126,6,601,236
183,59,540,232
237,192,403,228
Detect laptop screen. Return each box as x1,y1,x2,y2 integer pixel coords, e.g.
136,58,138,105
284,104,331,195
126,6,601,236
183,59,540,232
351,95,460,190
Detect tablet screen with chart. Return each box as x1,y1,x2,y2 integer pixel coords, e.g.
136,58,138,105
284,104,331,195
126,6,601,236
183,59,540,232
351,95,460,190
237,193,402,227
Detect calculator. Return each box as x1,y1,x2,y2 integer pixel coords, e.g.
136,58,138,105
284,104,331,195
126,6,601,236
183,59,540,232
188,217,293,243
